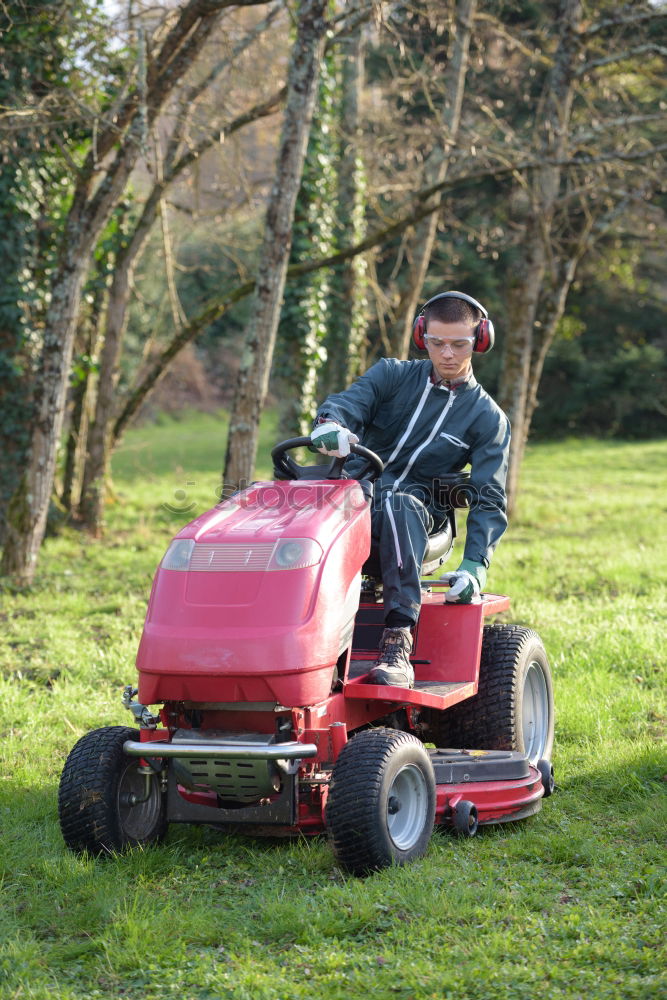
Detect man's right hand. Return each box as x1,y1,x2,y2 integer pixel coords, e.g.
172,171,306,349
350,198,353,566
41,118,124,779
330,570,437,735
311,421,359,458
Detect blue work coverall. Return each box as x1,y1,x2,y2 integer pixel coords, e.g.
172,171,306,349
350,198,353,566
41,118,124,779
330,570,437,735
316,358,511,623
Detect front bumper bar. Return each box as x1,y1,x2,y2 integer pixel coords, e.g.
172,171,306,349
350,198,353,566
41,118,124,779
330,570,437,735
122,739,318,761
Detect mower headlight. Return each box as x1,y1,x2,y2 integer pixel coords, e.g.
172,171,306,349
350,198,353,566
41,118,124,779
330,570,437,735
268,538,322,571
161,538,195,571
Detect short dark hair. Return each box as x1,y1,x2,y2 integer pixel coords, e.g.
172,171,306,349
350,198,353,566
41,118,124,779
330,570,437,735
424,295,480,330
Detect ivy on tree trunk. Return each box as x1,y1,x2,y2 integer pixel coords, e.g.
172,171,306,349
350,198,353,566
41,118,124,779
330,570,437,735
274,45,339,441
1,0,266,583
322,19,368,397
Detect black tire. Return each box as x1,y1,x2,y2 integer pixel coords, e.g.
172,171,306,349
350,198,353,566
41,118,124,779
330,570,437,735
426,625,554,765
452,799,478,837
537,758,555,797
58,726,167,855
326,728,436,875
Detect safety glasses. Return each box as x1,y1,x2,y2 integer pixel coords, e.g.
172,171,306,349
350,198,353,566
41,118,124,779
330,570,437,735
423,335,475,354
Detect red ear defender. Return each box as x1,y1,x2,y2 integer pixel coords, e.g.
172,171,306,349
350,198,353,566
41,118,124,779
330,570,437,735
412,290,495,354
412,314,427,351
474,317,495,354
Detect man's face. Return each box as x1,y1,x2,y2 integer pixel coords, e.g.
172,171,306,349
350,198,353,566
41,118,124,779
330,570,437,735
423,319,475,382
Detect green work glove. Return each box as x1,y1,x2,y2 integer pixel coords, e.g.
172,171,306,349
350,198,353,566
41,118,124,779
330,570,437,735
310,421,359,458
442,559,487,604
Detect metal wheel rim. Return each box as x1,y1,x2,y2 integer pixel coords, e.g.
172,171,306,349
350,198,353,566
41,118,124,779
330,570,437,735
117,763,162,840
386,763,428,851
522,659,550,764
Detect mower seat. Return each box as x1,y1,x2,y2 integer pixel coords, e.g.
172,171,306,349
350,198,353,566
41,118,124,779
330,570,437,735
422,521,455,575
361,519,454,579
361,472,471,579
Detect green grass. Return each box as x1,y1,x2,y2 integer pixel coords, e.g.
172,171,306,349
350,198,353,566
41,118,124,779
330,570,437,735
1,417,665,999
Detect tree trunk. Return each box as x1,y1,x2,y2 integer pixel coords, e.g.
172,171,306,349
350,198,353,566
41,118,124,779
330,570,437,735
520,252,582,464
61,268,108,513
78,251,135,534
496,0,583,516
497,213,547,512
392,0,476,360
323,20,368,395
1,244,88,581
1,0,253,582
520,196,627,467
1,122,158,577
79,175,166,535
61,353,93,514
275,49,339,442
223,0,328,492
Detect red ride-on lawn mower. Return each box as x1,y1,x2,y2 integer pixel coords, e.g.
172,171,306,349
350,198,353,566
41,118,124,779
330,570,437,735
59,439,555,875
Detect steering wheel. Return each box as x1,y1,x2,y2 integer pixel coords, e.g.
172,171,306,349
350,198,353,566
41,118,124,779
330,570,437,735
271,437,384,483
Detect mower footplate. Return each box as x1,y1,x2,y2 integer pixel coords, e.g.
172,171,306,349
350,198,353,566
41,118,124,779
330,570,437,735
345,675,476,711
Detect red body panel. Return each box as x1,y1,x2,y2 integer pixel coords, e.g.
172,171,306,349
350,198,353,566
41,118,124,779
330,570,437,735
414,591,510,683
349,592,511,707
137,481,369,706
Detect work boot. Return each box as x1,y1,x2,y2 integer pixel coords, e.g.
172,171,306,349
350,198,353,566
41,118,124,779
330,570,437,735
367,627,414,688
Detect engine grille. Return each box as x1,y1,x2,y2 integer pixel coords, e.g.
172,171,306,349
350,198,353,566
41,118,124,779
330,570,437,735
172,755,280,803
189,543,275,572
170,730,282,803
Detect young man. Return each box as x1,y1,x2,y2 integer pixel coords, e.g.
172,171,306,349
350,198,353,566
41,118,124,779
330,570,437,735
312,291,510,688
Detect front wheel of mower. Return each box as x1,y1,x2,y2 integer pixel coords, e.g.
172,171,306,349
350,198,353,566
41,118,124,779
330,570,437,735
326,728,436,875
426,625,554,765
58,726,167,855
452,799,478,837
537,758,555,797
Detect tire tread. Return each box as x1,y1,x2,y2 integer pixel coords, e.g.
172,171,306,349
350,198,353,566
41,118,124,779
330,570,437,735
426,624,551,756
327,728,435,875
58,725,166,854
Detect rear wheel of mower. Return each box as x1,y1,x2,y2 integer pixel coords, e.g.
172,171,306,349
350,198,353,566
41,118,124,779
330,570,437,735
326,728,436,875
58,726,167,855
425,625,554,765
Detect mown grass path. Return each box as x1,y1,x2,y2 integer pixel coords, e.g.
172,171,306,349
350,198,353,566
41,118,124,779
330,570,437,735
1,417,665,999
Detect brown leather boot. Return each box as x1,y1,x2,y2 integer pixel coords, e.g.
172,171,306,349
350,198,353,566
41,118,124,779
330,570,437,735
367,626,414,688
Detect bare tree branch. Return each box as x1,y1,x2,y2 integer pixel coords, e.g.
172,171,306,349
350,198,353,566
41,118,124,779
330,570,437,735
583,6,667,37
577,44,667,76
112,138,666,445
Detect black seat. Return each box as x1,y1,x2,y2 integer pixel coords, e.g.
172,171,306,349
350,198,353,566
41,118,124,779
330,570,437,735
361,519,454,578
422,522,455,575
361,472,471,579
